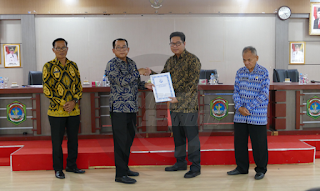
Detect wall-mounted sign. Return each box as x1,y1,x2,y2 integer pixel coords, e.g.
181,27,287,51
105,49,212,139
7,101,26,125
150,0,163,9
210,97,228,120
307,96,320,119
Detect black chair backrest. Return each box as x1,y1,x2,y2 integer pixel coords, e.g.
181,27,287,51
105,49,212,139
28,71,43,85
286,69,299,82
200,69,217,81
273,69,286,82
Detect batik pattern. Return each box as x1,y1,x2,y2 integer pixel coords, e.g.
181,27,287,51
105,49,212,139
233,63,270,125
42,58,82,117
160,50,201,113
106,57,146,113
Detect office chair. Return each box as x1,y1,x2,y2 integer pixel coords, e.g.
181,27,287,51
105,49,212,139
286,69,299,82
28,71,43,85
273,69,286,82
200,69,218,81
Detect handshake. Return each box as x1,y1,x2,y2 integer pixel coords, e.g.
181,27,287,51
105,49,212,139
137,67,154,90
138,67,152,76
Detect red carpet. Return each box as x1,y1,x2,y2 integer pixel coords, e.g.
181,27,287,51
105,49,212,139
0,135,318,171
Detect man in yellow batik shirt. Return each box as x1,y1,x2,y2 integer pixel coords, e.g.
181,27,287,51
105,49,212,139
42,38,85,179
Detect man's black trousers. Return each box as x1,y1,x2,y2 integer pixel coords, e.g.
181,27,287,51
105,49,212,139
48,115,80,171
171,112,201,172
234,122,268,174
110,112,136,177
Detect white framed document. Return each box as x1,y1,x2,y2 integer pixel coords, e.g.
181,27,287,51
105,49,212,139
150,72,175,103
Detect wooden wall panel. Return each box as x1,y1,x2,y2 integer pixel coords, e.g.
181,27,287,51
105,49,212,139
275,91,286,102
275,118,286,129
156,110,167,119
156,119,168,131
0,0,311,15
275,103,287,117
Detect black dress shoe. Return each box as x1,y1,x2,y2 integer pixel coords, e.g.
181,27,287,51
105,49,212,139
115,176,137,184
165,163,187,171
65,167,85,174
227,169,248,175
254,172,265,180
127,170,139,176
184,170,201,178
55,170,65,179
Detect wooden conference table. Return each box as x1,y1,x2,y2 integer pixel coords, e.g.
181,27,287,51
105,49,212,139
0,82,319,136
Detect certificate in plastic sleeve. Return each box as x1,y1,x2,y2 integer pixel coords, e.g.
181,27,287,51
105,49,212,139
150,72,175,103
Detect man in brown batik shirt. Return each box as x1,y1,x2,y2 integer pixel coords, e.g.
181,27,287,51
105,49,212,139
142,31,201,178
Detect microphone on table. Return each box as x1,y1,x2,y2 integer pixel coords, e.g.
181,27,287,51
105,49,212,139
311,80,320,83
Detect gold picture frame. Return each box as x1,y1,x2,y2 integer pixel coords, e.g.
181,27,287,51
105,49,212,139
3,44,21,68
289,41,305,65
309,2,320,35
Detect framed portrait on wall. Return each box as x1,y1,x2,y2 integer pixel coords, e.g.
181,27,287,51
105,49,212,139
3,44,21,68
309,3,320,35
289,42,305,65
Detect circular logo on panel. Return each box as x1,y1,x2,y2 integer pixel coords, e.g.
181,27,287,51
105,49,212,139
307,96,320,119
210,97,228,120
7,101,26,125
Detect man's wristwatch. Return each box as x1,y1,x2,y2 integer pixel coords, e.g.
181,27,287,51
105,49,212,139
73,98,79,104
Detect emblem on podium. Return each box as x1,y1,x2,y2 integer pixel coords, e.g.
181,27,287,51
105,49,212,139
7,101,26,125
307,96,320,119
210,97,228,120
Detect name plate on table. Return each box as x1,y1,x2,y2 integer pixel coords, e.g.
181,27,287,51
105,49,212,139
199,79,207,85
150,72,175,103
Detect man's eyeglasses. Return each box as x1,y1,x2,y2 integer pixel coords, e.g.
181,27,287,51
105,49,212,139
169,41,182,47
115,46,128,51
54,47,68,51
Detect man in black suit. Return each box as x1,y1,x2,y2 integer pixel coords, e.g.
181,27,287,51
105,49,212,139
314,8,320,29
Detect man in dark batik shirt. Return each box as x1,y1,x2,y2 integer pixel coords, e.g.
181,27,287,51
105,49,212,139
106,38,153,184
142,32,201,178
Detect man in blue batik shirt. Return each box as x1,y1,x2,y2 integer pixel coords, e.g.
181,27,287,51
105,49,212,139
105,38,153,184
227,46,270,180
